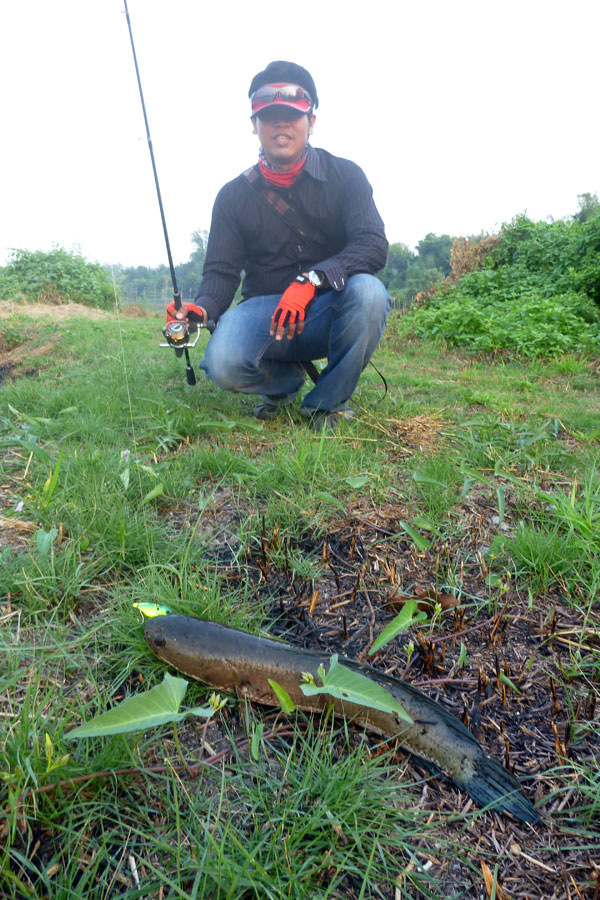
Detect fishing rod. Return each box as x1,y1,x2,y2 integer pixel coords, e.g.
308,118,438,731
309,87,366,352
123,0,201,385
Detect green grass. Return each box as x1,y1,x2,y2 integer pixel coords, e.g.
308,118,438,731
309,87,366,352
1,307,599,898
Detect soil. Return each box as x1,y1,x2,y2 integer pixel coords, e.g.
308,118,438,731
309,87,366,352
141,486,600,898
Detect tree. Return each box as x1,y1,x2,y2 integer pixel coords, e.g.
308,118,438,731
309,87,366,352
416,233,453,276
574,193,600,224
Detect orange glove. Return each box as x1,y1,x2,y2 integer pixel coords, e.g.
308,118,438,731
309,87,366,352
166,301,206,325
271,276,316,340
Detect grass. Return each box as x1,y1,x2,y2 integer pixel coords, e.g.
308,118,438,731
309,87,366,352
1,306,599,898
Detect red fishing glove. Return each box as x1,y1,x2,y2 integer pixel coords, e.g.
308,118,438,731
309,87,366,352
271,276,316,340
166,301,206,325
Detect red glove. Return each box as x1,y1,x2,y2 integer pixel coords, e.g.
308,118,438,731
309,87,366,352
271,276,316,340
166,301,206,325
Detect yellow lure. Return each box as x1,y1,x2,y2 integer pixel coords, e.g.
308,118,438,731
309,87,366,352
133,602,172,618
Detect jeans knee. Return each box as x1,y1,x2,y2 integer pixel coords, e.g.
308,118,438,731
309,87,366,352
342,275,390,328
202,340,246,391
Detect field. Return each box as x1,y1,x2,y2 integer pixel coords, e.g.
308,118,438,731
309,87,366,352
1,302,599,899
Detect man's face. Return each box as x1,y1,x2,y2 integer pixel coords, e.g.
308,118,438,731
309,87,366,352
252,106,315,170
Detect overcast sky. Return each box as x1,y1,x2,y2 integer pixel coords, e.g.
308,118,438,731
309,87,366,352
1,0,598,270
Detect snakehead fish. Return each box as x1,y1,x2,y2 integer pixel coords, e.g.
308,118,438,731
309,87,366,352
144,615,539,823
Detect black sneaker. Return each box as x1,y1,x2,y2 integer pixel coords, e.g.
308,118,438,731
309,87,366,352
252,392,298,420
310,408,356,432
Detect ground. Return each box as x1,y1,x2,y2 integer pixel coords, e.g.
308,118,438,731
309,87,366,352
0,304,598,899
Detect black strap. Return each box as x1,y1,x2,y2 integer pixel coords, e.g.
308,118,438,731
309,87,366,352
243,167,329,250
300,361,321,384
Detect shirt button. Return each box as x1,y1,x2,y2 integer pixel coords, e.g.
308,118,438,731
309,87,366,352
296,245,302,254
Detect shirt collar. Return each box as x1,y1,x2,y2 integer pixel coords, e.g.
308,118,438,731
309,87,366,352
303,145,326,182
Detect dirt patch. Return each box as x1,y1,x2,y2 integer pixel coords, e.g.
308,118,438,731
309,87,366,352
0,516,35,552
0,300,113,321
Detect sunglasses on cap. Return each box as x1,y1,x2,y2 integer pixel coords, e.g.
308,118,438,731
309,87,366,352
251,83,313,116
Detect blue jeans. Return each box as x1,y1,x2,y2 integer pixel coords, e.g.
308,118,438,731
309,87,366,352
199,274,391,413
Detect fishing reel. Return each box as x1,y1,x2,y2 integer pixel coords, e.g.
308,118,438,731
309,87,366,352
161,320,202,355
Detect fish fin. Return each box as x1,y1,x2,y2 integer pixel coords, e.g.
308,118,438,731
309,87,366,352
466,754,540,824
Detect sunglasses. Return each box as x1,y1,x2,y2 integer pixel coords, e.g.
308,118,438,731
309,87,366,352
251,83,312,115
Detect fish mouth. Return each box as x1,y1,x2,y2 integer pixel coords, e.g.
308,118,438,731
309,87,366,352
144,618,167,649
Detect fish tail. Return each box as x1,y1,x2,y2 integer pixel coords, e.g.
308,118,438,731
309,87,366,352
464,754,539,824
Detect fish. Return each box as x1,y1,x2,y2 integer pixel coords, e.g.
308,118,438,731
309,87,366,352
144,614,540,824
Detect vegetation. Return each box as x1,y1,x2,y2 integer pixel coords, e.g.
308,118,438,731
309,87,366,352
0,247,115,309
0,301,599,897
1,198,599,896
400,210,600,356
379,233,453,308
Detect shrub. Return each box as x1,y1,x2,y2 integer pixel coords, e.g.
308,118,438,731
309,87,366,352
400,214,600,356
2,247,115,309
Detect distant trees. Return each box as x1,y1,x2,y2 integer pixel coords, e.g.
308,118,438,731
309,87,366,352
116,230,208,305
380,233,453,308
574,192,600,224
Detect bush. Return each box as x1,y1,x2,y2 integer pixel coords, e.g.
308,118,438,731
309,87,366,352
1,247,115,309
400,214,600,356
0,267,23,301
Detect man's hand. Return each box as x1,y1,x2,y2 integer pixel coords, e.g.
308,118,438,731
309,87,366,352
270,276,316,341
166,301,207,327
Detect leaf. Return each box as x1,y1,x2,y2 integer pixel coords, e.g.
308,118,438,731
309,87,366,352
197,420,236,432
496,485,505,527
65,673,212,739
315,491,346,513
268,679,296,714
394,520,430,552
345,475,369,489
142,482,164,504
36,528,58,557
411,516,443,537
499,671,522,695
300,654,413,724
369,599,428,654
412,472,444,487
250,722,264,761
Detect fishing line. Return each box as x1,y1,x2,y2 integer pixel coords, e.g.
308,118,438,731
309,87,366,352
110,265,154,566
123,0,197,385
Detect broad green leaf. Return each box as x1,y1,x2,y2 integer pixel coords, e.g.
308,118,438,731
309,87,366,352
36,528,58,557
66,673,212,739
142,482,164,504
197,420,236,431
300,654,412,723
394,520,430,552
412,472,444,486
369,599,428,655
268,679,296,714
412,516,443,537
345,475,369,489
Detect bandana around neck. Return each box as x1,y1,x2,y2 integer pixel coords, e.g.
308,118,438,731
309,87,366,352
258,147,307,187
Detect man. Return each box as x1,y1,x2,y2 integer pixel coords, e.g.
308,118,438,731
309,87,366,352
168,60,390,431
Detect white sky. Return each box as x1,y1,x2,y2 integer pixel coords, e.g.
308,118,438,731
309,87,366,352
1,0,599,269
